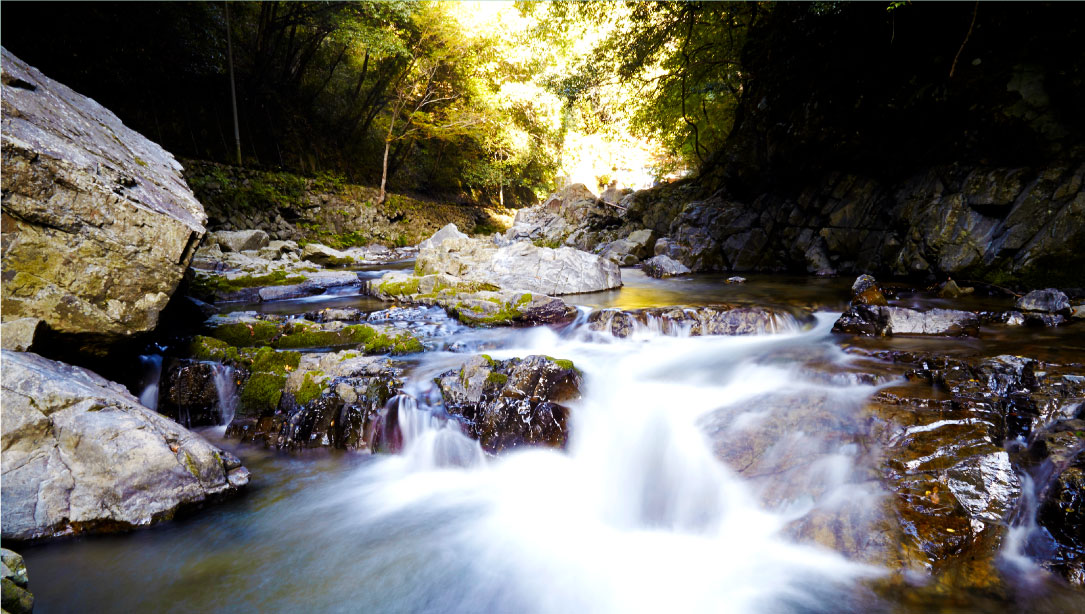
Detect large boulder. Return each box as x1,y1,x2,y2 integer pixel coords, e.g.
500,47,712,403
1,350,248,541
418,222,468,250
437,355,582,453
416,237,621,295
1,48,206,339
833,305,980,336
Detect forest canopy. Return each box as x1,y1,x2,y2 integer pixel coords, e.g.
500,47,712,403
1,1,761,205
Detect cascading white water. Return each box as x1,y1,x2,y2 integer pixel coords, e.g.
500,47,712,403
137,354,163,410
210,363,238,427
322,312,887,613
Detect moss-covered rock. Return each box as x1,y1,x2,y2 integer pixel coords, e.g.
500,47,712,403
239,372,287,414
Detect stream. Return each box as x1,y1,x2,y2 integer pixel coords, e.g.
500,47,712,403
18,270,1085,613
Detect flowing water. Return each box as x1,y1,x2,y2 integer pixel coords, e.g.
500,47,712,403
19,272,1085,613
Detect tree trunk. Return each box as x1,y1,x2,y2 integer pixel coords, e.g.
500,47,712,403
226,2,242,166
378,139,391,205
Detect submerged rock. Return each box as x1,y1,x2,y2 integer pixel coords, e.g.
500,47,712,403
1,48,206,340
641,254,691,278
437,355,582,453
588,305,805,338
1,350,248,541
1,548,33,614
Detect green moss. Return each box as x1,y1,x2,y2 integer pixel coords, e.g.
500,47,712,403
251,346,301,374
191,270,306,297
134,156,148,167
190,335,245,364
209,320,281,347
362,330,423,355
240,372,287,414
377,276,421,296
295,371,326,407
532,238,563,249
339,351,360,361
486,372,509,386
545,356,576,370
181,451,199,478
275,323,376,349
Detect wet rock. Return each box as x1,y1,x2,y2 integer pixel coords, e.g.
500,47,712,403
0,318,41,352
641,255,691,278
850,274,888,306
1,548,33,614
300,243,353,266
158,360,224,427
418,222,468,250
1037,450,1085,586
444,291,576,327
833,305,980,336
1,48,206,340
1015,288,1072,315
1,350,248,541
437,355,581,453
726,276,746,284
202,312,423,354
416,237,621,295
238,351,405,452
588,305,803,338
212,229,269,253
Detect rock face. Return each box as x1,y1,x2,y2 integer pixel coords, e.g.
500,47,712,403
1,548,33,614
437,355,582,453
1,48,206,339
211,229,269,253
418,222,468,250
1,350,248,541
416,236,621,296
588,305,805,338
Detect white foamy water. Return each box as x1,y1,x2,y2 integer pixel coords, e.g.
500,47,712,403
323,312,887,613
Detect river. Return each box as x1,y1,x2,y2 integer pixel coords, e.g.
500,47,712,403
18,270,1085,613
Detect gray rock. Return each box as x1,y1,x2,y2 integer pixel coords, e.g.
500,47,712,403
416,237,621,295
1,48,206,339
588,306,805,338
1,350,248,541
0,318,41,351
300,243,353,266
1015,288,1072,314
418,222,469,250
642,255,691,278
833,305,979,336
726,276,747,284
213,229,270,253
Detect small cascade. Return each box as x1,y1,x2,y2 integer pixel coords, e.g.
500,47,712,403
374,393,485,469
210,363,238,427
137,354,163,410
1001,470,1060,582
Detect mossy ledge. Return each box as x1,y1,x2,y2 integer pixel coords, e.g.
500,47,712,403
190,270,307,297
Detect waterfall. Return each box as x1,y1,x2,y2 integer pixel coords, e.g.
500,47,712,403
137,354,163,410
210,363,238,427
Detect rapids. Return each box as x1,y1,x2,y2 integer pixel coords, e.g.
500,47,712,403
17,272,1085,613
